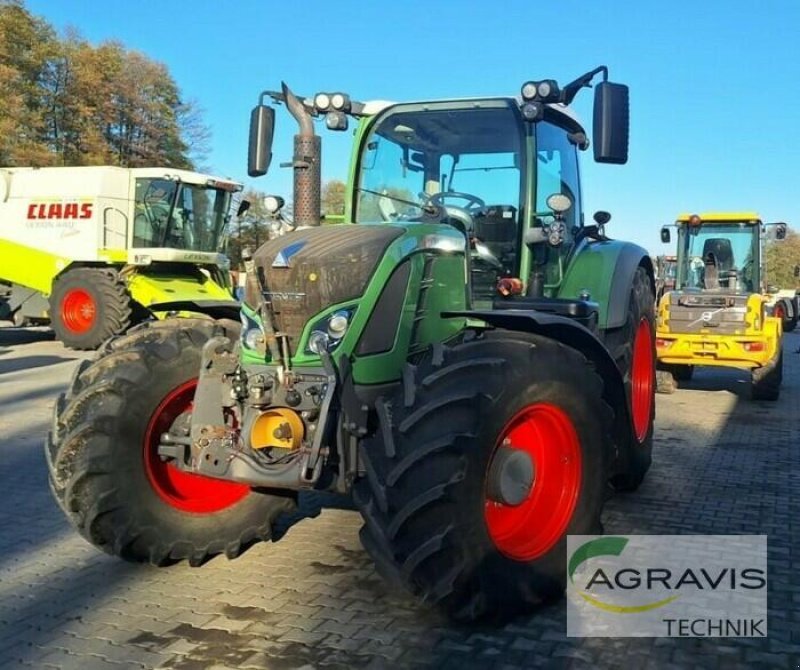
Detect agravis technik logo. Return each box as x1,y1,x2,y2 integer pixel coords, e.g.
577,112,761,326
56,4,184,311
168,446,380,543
566,535,767,637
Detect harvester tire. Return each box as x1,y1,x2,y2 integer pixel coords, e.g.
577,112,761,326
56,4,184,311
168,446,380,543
603,266,655,491
751,349,782,401
46,319,296,566
50,268,132,350
353,331,611,620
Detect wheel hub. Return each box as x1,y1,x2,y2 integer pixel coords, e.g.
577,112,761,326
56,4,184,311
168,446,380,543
486,444,535,506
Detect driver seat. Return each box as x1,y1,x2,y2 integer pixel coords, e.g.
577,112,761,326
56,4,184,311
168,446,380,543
702,238,734,272
473,205,517,260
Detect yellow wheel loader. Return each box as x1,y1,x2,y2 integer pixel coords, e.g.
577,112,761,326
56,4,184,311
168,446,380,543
656,212,786,400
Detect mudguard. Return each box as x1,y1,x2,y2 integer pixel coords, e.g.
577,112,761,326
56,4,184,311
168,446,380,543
144,299,241,322
442,308,633,470
559,240,654,330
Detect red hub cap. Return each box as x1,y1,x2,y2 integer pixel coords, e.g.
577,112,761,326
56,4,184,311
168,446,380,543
631,318,654,442
774,304,785,320
484,403,582,561
143,380,249,513
61,288,96,334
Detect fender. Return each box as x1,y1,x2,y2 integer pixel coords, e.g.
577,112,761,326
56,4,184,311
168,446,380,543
145,299,241,322
559,239,654,330
442,308,633,472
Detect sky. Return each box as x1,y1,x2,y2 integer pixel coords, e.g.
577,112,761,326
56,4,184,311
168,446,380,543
24,0,800,253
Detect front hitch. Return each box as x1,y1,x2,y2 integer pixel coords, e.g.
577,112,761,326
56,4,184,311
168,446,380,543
157,336,340,491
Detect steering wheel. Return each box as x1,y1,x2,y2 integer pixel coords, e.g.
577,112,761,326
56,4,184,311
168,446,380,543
425,191,486,215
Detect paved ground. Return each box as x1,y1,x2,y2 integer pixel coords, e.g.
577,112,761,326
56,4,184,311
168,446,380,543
0,325,798,669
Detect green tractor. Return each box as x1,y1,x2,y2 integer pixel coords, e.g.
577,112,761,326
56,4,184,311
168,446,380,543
48,67,656,619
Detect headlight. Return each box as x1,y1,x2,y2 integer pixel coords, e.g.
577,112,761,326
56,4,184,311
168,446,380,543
314,92,330,111
240,311,266,353
305,307,356,355
244,327,264,350
327,311,350,338
308,331,330,354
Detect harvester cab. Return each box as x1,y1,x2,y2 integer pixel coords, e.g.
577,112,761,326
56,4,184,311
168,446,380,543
49,68,657,620
656,213,786,399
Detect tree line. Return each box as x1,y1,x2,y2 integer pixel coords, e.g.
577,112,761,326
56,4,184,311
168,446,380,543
0,0,207,169
765,228,800,290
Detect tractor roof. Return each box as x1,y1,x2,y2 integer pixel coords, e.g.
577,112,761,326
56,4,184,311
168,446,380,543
675,212,762,225
361,98,582,125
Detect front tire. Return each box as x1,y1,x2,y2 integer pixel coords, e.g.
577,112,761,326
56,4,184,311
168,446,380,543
751,349,782,401
47,319,296,566
353,331,611,620
49,268,133,349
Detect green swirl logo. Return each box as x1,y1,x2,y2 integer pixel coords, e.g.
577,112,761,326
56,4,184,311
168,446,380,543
569,537,679,613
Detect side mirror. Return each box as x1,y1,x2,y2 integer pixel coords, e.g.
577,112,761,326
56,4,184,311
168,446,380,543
660,227,671,244
593,81,629,164
593,211,611,225
765,222,787,241
248,104,275,177
237,200,251,218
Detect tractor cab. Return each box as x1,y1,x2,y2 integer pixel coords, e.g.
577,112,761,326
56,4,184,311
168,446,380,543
351,97,586,304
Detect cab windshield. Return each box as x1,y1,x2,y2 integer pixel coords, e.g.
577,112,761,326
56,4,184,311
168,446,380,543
677,223,759,292
133,178,233,252
355,101,524,223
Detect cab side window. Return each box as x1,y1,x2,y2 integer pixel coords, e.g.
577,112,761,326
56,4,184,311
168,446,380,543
535,121,582,230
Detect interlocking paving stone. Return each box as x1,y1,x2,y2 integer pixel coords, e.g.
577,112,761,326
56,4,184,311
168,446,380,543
1,326,799,668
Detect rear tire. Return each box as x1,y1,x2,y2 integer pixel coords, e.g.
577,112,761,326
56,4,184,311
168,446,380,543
47,319,296,566
751,349,782,401
353,331,611,620
49,268,133,349
603,266,656,491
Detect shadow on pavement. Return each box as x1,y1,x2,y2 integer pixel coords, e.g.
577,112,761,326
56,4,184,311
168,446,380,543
272,491,356,542
0,327,55,347
0,354,76,376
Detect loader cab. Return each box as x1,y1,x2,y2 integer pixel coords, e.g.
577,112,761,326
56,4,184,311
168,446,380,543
352,98,584,302
674,215,761,294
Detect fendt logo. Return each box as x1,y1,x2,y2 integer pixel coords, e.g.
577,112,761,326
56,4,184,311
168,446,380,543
26,201,93,220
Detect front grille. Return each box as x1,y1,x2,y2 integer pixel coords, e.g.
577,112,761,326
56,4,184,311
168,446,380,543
668,292,748,334
252,225,403,348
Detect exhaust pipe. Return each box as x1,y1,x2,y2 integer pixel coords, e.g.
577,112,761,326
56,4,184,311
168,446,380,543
282,82,321,227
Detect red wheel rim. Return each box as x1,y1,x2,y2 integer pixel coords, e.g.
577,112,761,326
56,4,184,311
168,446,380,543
774,304,785,320
631,318,654,442
61,288,96,334
143,380,249,513
484,403,582,561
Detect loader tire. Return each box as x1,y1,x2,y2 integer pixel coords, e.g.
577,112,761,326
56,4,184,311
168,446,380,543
50,268,133,350
46,319,296,566
660,363,694,382
751,349,782,401
353,331,611,621
602,266,656,491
